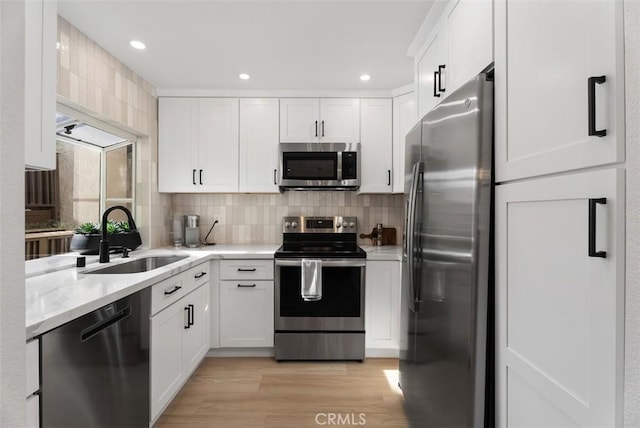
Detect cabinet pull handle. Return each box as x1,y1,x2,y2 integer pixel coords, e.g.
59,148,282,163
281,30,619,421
199,169,203,185
315,120,318,137
192,169,196,185
237,268,257,272
588,197,607,258
438,64,446,92
321,120,325,137
184,306,190,329
387,170,391,186
588,76,607,137
237,283,257,288
188,304,195,326
433,71,441,98
194,272,207,279
164,285,182,295
274,169,277,185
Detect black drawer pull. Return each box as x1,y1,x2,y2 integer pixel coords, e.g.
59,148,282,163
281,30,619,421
237,268,257,272
315,120,318,137
194,272,207,279
188,304,194,326
588,76,607,137
237,283,257,288
184,306,190,329
588,197,607,258
274,169,277,185
164,285,182,295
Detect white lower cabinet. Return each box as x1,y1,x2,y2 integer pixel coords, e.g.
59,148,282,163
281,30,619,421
365,260,401,356
219,280,274,347
26,394,39,428
496,167,624,427
26,339,40,428
150,271,210,423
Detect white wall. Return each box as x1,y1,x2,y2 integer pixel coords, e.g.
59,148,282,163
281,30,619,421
624,1,640,426
0,0,26,426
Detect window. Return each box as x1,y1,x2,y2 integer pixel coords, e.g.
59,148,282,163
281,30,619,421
25,115,136,260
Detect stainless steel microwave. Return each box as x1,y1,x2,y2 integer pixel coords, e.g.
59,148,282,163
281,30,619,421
278,143,360,190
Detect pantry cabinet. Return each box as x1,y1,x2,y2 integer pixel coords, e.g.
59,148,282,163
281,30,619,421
359,99,393,193
24,0,57,170
158,97,239,192
365,260,401,356
494,0,624,181
239,98,280,193
280,98,360,143
496,168,624,427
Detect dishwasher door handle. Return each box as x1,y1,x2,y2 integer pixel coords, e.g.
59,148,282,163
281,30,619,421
80,306,132,342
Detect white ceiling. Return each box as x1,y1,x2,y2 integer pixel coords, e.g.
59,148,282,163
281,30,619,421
57,1,433,92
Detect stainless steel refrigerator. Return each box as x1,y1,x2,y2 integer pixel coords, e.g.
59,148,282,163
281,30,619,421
399,71,494,428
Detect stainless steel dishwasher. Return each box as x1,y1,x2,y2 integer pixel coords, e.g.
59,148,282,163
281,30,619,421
41,288,151,427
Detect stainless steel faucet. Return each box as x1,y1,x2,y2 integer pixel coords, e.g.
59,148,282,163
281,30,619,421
99,205,138,263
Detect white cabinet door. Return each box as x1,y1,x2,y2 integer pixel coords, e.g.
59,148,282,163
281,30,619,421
150,301,185,421
446,0,493,92
496,168,624,427
392,92,417,194
220,280,274,347
359,99,393,193
209,261,220,349
197,98,239,192
239,98,280,192
24,0,56,170
158,98,197,192
416,25,448,119
495,0,623,182
365,260,401,355
279,98,320,142
182,283,210,376
26,394,39,428
319,98,360,143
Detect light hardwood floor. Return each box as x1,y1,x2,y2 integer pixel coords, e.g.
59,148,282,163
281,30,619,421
154,357,408,428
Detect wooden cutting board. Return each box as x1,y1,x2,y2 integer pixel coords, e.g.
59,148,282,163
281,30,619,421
359,227,396,245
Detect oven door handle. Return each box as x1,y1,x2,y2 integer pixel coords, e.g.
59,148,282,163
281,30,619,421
275,259,366,268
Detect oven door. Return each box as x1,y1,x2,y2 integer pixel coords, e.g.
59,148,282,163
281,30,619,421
275,258,365,331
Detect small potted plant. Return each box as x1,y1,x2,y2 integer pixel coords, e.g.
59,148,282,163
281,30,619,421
70,220,142,255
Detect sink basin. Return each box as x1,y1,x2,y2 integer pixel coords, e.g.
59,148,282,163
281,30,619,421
84,255,189,274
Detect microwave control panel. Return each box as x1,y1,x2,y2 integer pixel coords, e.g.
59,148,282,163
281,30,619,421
341,152,357,180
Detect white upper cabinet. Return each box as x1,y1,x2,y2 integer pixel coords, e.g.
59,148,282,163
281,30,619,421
359,99,393,193
158,97,239,192
417,25,448,119
25,0,57,170
239,98,280,193
495,0,623,182
415,0,493,119
392,92,417,194
280,98,360,143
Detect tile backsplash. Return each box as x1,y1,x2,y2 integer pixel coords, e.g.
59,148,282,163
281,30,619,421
171,192,405,245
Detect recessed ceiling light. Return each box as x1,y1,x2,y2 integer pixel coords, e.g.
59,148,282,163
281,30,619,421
360,74,371,81
129,40,146,50
238,73,251,80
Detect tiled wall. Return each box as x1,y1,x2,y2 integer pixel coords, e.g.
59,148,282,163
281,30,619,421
172,192,405,245
56,17,170,247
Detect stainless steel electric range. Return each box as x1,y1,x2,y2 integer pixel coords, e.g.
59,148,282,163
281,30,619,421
274,216,366,361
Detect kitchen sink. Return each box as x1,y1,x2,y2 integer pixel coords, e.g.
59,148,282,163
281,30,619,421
84,255,189,274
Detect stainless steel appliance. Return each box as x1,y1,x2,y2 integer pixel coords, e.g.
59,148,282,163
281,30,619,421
184,214,200,248
274,216,366,360
279,143,360,190
399,72,494,427
41,288,151,427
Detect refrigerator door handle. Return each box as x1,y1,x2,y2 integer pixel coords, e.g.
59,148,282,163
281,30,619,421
406,161,423,312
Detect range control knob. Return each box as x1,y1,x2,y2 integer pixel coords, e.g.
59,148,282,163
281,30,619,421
284,221,291,228
348,222,355,228
342,221,348,228
291,221,298,228
337,223,342,228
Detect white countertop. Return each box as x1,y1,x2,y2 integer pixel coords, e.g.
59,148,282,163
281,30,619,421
361,245,403,261
25,245,279,339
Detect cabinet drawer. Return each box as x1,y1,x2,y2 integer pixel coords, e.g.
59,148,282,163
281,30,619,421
151,274,187,316
220,259,274,280
185,261,210,290
26,339,39,395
